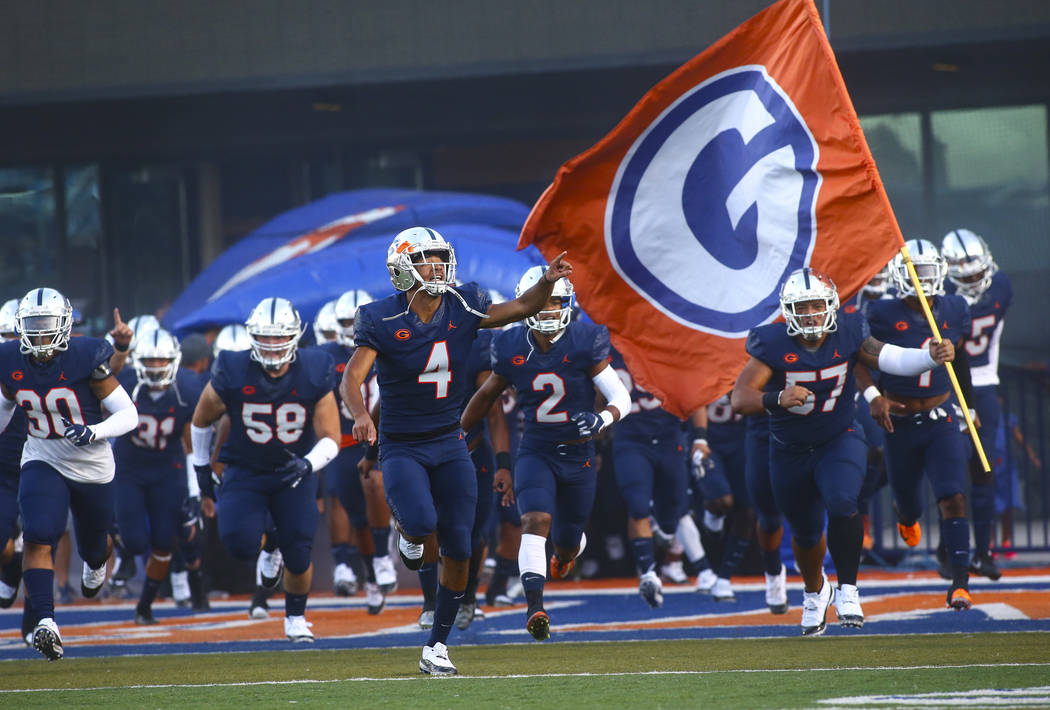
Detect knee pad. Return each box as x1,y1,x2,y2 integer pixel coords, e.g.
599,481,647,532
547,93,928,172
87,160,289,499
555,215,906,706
620,485,651,521
281,540,313,575
438,522,473,561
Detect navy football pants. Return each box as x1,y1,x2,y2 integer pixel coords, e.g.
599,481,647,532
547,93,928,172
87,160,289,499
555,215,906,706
19,460,112,568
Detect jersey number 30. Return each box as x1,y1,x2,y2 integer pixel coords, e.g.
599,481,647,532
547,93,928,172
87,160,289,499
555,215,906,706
16,388,85,438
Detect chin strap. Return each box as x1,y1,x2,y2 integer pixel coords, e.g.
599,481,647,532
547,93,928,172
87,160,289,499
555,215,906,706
382,286,490,322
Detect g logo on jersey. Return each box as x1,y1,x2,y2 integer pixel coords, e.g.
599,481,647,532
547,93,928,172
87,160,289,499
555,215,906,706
605,65,820,337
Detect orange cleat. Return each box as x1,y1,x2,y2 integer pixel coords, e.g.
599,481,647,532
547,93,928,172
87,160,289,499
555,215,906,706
549,555,575,580
897,521,922,548
526,609,550,641
948,586,973,611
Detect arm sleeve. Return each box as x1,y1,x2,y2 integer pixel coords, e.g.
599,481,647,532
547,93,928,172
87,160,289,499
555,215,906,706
877,343,938,376
592,363,631,425
304,436,340,472
186,455,201,497
190,425,214,467
92,386,138,440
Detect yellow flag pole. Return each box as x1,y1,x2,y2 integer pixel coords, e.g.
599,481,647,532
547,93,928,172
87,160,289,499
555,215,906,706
898,243,990,473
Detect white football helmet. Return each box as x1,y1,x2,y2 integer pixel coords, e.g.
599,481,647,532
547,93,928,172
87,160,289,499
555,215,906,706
313,300,339,344
941,229,998,304
245,297,304,370
860,261,894,300
779,268,839,340
386,227,457,295
515,265,574,334
133,328,181,389
213,323,251,356
127,314,161,351
333,289,373,346
16,287,73,358
0,299,18,341
892,239,946,298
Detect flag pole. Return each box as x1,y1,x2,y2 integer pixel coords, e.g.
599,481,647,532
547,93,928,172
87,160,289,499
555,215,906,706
898,243,991,473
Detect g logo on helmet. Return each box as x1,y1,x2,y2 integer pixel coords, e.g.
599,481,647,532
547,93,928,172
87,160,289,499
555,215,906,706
606,66,820,337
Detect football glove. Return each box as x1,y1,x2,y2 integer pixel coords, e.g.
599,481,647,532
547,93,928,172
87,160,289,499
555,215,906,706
570,411,604,438
61,418,96,446
194,464,221,501
181,495,202,533
276,453,313,489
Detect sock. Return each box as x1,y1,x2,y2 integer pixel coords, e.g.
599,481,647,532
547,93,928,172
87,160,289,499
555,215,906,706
942,517,971,587
371,527,391,557
826,515,863,587
426,584,463,647
970,483,995,555
716,534,750,580
364,555,376,584
630,537,656,576
22,596,36,640
349,548,368,583
285,592,308,617
521,572,545,612
675,515,708,568
419,563,439,609
22,569,54,622
762,548,783,576
332,543,353,567
188,568,206,604
139,576,163,611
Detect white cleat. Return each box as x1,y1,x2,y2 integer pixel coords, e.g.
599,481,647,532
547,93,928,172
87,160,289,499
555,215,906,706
694,568,718,594
454,601,476,630
419,642,457,675
765,564,789,614
333,563,358,597
711,576,736,602
835,583,864,628
365,581,386,615
639,570,664,608
81,561,107,598
397,534,425,571
171,571,191,607
373,555,398,594
258,549,284,589
418,608,435,629
33,618,63,661
284,615,315,643
661,560,689,584
801,574,834,637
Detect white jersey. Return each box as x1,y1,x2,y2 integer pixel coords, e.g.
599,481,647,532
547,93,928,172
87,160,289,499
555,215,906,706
22,436,115,484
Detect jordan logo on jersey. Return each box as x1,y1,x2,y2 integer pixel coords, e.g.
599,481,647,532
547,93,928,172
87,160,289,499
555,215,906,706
448,321,457,330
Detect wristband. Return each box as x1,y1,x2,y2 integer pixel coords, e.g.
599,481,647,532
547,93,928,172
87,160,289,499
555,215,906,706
113,341,129,352
762,391,782,411
496,452,512,470
691,426,708,443
863,386,881,404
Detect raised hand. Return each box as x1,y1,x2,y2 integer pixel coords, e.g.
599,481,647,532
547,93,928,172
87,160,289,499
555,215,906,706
545,251,573,282
109,308,133,350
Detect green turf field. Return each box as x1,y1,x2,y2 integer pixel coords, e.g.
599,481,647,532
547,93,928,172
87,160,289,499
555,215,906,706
2,633,1048,709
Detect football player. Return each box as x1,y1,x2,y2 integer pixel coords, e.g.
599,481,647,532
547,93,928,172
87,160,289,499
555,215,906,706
0,288,139,660
733,267,954,635
461,265,631,642
113,328,205,623
741,413,790,614
313,300,339,345
0,300,26,611
190,297,340,643
942,229,1012,579
341,228,571,675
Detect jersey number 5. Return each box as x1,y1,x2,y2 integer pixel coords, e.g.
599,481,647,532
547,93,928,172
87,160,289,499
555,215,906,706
784,362,849,415
243,402,308,444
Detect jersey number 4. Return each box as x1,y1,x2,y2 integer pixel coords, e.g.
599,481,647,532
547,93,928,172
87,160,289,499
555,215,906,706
418,341,452,399
243,402,308,444
16,388,85,438
784,362,848,415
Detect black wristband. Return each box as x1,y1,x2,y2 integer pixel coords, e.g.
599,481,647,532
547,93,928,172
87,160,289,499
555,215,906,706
113,341,129,352
496,452,512,470
691,426,708,442
365,443,379,460
762,391,782,411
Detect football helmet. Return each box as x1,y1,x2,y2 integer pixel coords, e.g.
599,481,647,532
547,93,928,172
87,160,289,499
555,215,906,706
386,227,457,295
333,289,373,346
245,297,304,370
860,261,893,300
892,239,946,298
213,324,251,356
127,314,161,350
779,268,839,340
313,300,339,344
0,299,18,341
16,287,73,358
133,328,181,389
941,229,998,304
515,265,574,334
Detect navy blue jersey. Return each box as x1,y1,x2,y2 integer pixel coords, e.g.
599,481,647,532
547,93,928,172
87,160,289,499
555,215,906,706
113,368,201,470
746,310,868,446
706,393,746,455
0,336,114,439
866,295,970,398
0,409,27,476
315,341,378,447
492,322,610,448
464,330,495,445
355,284,491,436
609,347,682,441
948,271,1012,383
210,348,336,471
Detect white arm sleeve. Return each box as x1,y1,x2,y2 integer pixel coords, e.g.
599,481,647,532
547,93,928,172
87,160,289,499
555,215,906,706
92,386,139,440
0,394,16,433
878,342,938,376
304,436,340,473
186,455,200,497
190,425,214,467
592,364,632,428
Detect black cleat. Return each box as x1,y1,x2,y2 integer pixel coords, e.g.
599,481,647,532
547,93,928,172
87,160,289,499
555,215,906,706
969,551,1002,581
32,619,63,661
134,606,158,625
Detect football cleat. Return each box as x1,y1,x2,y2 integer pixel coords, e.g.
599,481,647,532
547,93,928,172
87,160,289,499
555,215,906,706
661,561,689,585
765,565,789,614
373,555,398,594
397,535,425,572
948,586,973,611
526,609,550,641
333,563,359,597
365,581,386,615
897,521,922,548
800,575,834,637
284,615,315,643
170,571,191,607
639,570,664,608
454,601,476,630
694,568,718,594
81,561,108,598
112,554,137,583
0,579,17,609
33,618,63,661
134,606,158,626
711,577,736,603
835,584,864,628
418,608,435,630
549,533,587,580
258,549,284,590
969,550,1002,581
473,605,486,621
249,586,271,619
419,642,457,675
